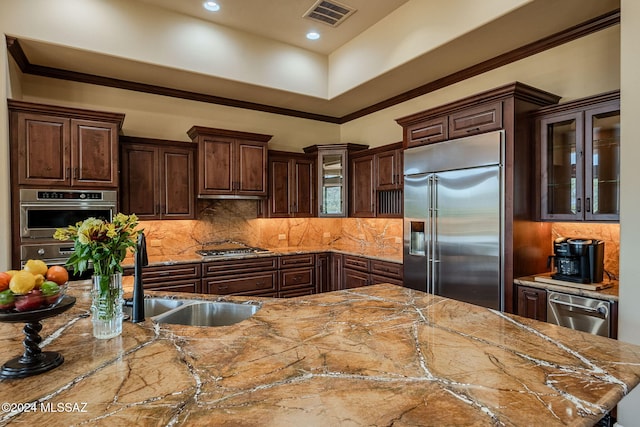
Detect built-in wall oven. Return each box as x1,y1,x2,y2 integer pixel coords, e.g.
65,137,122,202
18,189,117,273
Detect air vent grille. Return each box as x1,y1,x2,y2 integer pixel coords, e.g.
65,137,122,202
303,0,356,27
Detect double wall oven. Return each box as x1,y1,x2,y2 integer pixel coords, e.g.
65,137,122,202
18,189,117,276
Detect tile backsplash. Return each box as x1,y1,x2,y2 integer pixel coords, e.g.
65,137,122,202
138,200,403,257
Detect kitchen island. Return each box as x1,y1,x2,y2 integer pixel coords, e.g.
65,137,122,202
1,283,640,426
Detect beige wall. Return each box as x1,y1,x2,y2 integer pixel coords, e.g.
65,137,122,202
617,1,640,424
340,25,620,148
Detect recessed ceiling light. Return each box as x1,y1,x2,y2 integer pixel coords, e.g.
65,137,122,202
203,1,220,12
306,32,320,40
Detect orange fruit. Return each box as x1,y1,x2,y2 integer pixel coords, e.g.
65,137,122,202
24,259,48,276
0,272,10,291
9,271,37,295
46,266,69,286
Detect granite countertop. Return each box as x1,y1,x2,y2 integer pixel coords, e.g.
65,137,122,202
515,274,619,302
122,245,403,269
2,283,640,426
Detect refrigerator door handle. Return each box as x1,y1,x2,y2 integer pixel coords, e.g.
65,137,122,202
432,175,439,293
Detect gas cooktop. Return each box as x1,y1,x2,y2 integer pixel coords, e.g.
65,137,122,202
195,242,271,257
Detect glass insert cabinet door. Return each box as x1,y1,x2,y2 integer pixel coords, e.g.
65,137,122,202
584,106,620,220
539,103,620,221
318,149,347,217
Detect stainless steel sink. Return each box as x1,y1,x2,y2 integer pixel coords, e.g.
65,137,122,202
153,301,260,327
123,297,185,317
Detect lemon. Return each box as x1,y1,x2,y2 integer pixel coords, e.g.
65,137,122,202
34,274,45,288
24,259,48,276
5,270,19,278
9,271,37,295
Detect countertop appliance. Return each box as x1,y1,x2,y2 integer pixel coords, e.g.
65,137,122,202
403,130,504,310
196,242,270,257
547,291,611,337
548,237,604,283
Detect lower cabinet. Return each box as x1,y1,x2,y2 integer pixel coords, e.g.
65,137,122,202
343,255,403,288
278,254,316,297
126,252,402,297
125,263,202,293
202,257,278,297
516,285,547,321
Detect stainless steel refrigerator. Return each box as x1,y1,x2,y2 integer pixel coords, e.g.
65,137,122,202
403,130,504,310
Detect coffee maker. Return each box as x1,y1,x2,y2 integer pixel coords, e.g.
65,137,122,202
547,237,605,283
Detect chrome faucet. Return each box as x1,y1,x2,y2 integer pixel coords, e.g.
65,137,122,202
132,232,148,323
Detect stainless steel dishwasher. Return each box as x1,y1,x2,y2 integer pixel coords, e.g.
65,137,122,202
547,291,611,338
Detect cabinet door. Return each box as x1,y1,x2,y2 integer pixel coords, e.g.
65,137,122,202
204,272,277,296
120,144,160,219
315,253,330,293
344,268,370,289
199,136,234,195
405,116,448,148
237,141,267,196
449,101,502,139
318,149,347,217
516,285,547,321
539,112,585,220
16,113,70,186
71,119,118,187
584,104,620,221
162,146,195,219
350,154,375,217
292,157,315,217
268,157,291,217
376,150,400,190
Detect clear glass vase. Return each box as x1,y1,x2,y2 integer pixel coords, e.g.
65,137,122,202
91,272,124,339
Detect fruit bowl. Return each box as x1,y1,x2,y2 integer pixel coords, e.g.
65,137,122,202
0,282,68,314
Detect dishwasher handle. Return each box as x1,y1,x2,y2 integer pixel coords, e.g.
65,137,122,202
549,297,608,316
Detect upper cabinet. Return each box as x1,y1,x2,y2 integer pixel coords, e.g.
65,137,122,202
120,136,196,220
534,91,620,222
187,126,272,199
304,144,368,217
8,100,124,188
349,142,403,218
400,100,502,148
265,151,315,218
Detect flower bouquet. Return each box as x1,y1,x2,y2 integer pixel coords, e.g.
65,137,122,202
54,213,140,339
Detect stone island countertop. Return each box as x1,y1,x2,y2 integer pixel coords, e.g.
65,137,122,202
1,283,640,426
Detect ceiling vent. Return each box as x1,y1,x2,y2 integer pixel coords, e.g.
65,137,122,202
303,0,356,27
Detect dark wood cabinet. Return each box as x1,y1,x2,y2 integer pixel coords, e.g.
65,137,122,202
534,91,620,222
202,257,278,297
516,285,547,321
279,254,316,297
448,100,503,139
342,255,403,288
405,115,448,148
266,151,315,218
349,142,403,218
120,136,196,220
315,253,330,294
188,126,272,198
349,154,375,217
9,100,124,188
130,263,202,293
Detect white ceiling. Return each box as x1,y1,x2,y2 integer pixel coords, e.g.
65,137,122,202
134,0,410,55
11,0,620,119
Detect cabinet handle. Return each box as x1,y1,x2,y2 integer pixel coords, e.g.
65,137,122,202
255,281,265,286
65,167,71,179
466,127,481,133
73,167,78,179
577,198,582,213
586,197,591,213
218,285,228,291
